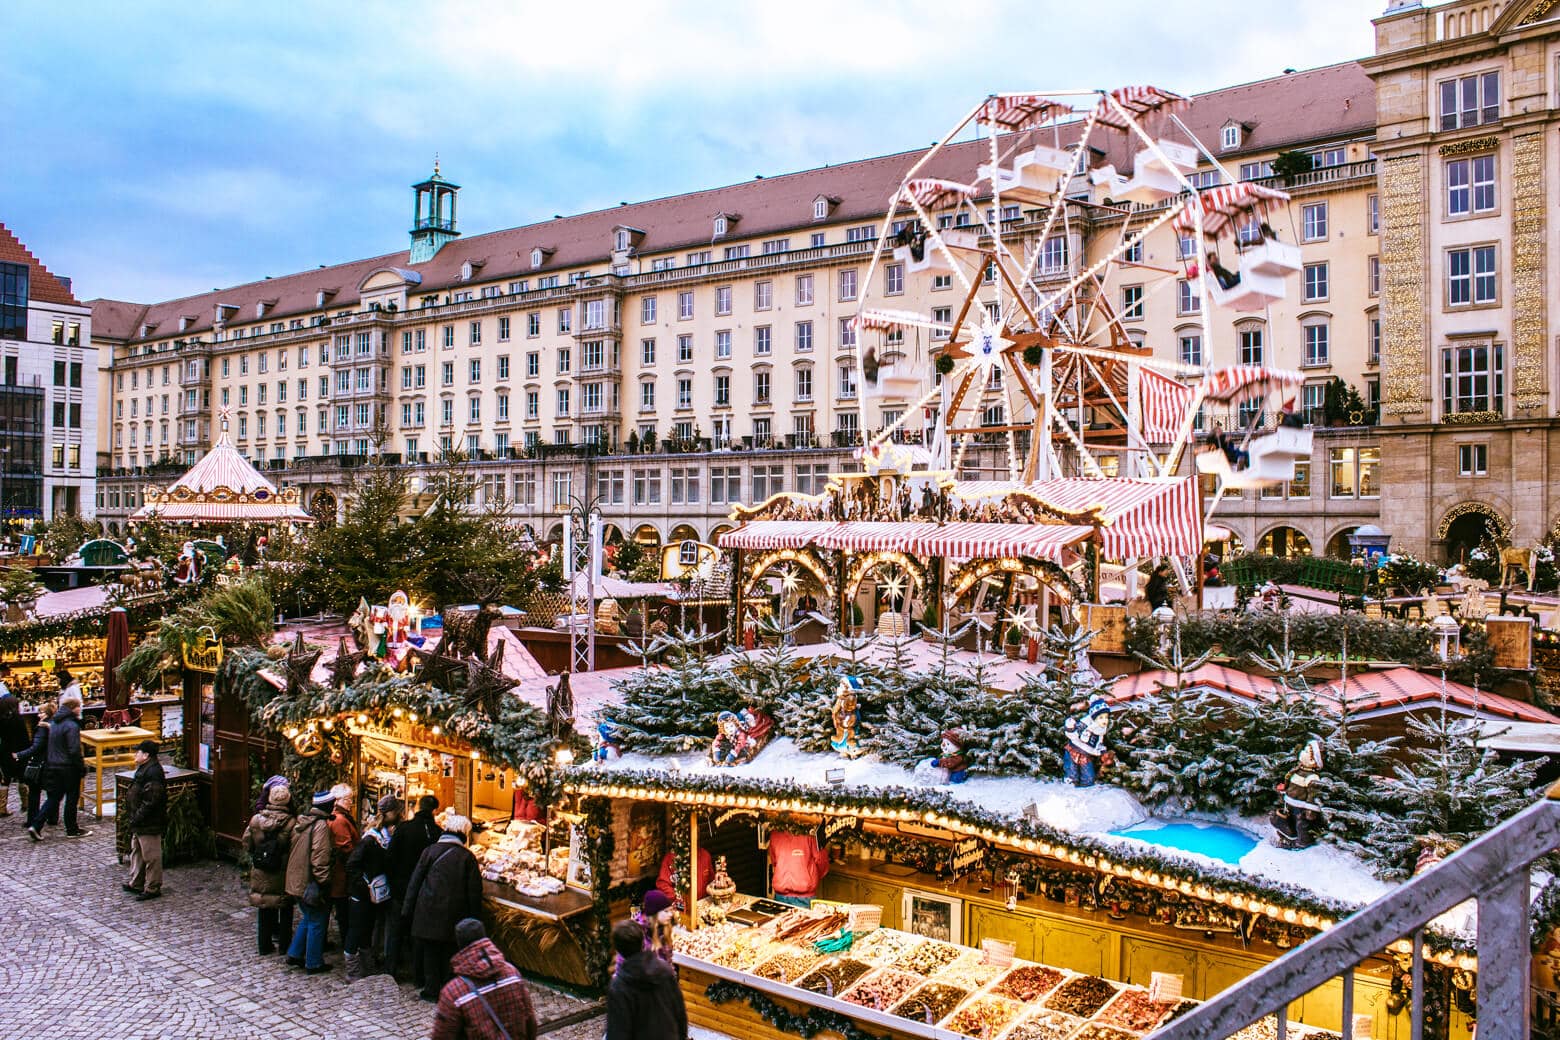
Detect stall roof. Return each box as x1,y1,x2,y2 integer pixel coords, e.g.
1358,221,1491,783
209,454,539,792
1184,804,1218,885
34,583,111,618
813,521,1092,563
1023,478,1202,559
273,619,551,693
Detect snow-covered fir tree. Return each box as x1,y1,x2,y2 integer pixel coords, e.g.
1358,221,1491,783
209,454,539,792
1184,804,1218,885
866,616,983,767
772,627,884,753
600,626,728,754
1221,625,1335,814
985,623,1108,779
1118,621,1223,810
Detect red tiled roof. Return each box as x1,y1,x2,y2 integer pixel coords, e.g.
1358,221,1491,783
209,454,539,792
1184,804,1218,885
1108,663,1288,704
96,63,1374,340
0,223,80,307
84,298,150,341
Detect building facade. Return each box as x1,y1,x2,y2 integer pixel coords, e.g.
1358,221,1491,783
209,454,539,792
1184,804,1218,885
91,6,1560,561
0,224,95,523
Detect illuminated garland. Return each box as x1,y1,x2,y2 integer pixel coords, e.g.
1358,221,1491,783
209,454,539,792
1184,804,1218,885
0,588,195,656
705,980,879,1040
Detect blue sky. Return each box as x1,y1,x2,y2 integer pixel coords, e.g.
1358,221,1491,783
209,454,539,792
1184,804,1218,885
3,1,1378,304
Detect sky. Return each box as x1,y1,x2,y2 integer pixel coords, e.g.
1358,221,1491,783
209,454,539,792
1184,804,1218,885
2,1,1379,305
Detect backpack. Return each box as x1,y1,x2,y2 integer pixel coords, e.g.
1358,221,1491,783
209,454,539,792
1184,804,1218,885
252,825,287,873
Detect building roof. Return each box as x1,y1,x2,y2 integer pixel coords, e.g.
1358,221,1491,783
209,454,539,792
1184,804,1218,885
84,298,150,341
0,223,80,307
92,63,1374,343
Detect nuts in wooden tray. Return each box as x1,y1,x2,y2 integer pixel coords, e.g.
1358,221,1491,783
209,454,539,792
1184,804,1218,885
1071,1026,1140,1040
942,995,1026,1037
1157,1000,1199,1026
840,969,925,1010
990,965,1067,1003
672,924,740,961
710,931,772,971
796,958,873,997
753,947,822,983
891,940,965,976
1230,1017,1281,1040
1044,975,1121,1018
851,930,917,965
1095,988,1184,1033
1001,1010,1087,1040
890,982,970,1024
935,952,1004,990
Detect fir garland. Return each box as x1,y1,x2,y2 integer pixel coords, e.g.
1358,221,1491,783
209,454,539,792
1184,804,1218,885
705,980,881,1040
0,587,196,656
577,795,617,986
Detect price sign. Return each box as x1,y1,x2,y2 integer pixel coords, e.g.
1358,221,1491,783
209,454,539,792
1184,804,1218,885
981,938,1016,969
1149,972,1184,1002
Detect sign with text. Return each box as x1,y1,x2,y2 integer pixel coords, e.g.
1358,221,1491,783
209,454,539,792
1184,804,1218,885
981,938,1016,969
951,837,983,875
820,814,859,844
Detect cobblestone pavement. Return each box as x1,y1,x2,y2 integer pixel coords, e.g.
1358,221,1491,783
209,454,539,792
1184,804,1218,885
0,791,606,1040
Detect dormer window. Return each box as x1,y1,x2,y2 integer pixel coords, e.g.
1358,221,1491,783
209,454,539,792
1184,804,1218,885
461,260,474,281
714,216,728,237
615,229,630,251
1221,124,1242,151
140,323,156,338
315,288,338,308
530,247,554,269
812,195,840,222
178,316,193,333
255,299,277,319
711,212,739,239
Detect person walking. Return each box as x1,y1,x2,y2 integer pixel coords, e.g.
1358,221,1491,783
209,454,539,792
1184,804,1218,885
606,919,689,1040
26,692,90,840
430,918,538,1040
244,782,295,955
122,740,167,900
387,794,440,985
15,699,55,826
403,813,483,1002
344,794,401,981
0,665,29,816
284,790,335,974
326,782,360,947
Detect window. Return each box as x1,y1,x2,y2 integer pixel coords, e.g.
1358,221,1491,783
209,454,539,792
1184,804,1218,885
1447,154,1497,216
1446,245,1497,307
556,388,571,416
582,339,605,371
1302,202,1328,242
932,307,952,339
884,264,904,296
1367,193,1380,235
640,381,655,410
838,270,858,302
1122,241,1142,264
838,364,857,399
677,335,693,363
441,326,454,349
714,374,731,406
582,383,602,413
751,464,783,500
1458,443,1488,476
1239,160,1273,181
1303,263,1329,302
1189,170,1222,190
441,362,454,386
795,367,813,401
468,320,482,346
845,225,875,243
525,391,539,419
1369,317,1382,364
1303,322,1329,367
1221,125,1240,150
1313,147,1346,169
0,262,27,340
1439,71,1500,131
1239,327,1264,366
754,370,771,405
498,355,510,379
754,281,773,310
1368,256,1381,297
715,331,731,360
527,313,540,337
794,321,813,352
640,297,657,325
810,232,826,248
440,399,453,425
596,470,625,505
468,398,481,423
1178,334,1202,366
677,377,692,409
469,359,481,383
754,325,771,356
1329,447,1381,498
839,318,856,350
714,286,732,316
1041,237,1069,275
526,352,539,378
556,308,572,334
723,245,749,261
1442,342,1504,415
762,239,790,255
677,291,694,320
1177,279,1200,315
557,347,571,374
686,250,711,266
1121,286,1144,320
711,466,741,504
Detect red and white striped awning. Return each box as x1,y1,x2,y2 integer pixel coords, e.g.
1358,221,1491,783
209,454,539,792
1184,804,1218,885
1139,369,1195,443
1171,182,1292,237
901,178,977,210
813,522,920,553
852,307,936,332
814,521,1090,563
947,480,1027,503
1024,477,1201,559
718,521,839,551
979,95,1075,131
1093,86,1188,130
1199,365,1305,404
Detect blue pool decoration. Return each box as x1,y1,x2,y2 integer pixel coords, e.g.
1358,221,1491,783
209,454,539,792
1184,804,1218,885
1110,820,1259,865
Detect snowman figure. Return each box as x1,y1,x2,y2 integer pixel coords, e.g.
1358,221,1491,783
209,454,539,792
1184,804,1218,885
1063,696,1114,787
914,729,970,785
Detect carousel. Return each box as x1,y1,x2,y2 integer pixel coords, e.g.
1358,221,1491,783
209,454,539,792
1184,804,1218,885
131,411,314,530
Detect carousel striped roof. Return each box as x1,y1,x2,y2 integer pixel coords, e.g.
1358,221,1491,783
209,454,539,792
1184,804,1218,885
131,424,314,525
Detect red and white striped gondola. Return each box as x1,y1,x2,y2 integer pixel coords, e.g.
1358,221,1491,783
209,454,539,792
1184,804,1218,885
1173,182,1298,312
1090,86,1197,205
1192,365,1310,491
973,95,1080,206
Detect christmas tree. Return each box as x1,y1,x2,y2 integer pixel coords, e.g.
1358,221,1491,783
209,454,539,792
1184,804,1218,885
1221,624,1335,815
865,618,984,768
600,626,729,755
772,627,885,753
1118,621,1223,810
985,623,1107,779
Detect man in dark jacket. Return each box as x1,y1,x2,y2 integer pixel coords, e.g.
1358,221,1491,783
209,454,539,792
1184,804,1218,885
430,918,538,1040
404,813,483,1001
122,740,167,900
0,664,29,816
387,794,440,984
26,692,89,840
606,920,688,1040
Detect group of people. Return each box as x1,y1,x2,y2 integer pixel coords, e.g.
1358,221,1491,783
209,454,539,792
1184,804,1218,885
0,666,99,842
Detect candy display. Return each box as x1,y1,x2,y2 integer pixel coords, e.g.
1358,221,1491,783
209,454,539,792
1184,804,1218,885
673,923,742,961
892,940,965,976
991,966,1067,1003
1157,1000,1200,1026
711,929,775,971
890,982,969,1024
1095,988,1182,1032
472,820,557,893
935,952,1004,990
773,907,850,945
942,995,1026,1037
840,968,924,1010
754,947,822,983
851,929,918,966
1044,975,1121,1018
1002,1010,1087,1040
1230,1017,1281,1040
795,958,873,997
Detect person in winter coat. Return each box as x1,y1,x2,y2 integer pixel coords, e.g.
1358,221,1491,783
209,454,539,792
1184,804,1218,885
122,740,167,901
404,813,484,1001
15,699,55,826
326,783,361,946
430,918,538,1040
343,794,402,981
606,920,688,1040
387,794,440,983
284,791,336,973
0,665,29,816
1145,563,1174,612
619,889,676,974
26,692,89,840
244,783,295,954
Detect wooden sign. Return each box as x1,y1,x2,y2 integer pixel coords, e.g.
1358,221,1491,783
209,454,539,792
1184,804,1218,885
1081,603,1127,654
952,837,983,874
1485,616,1533,670
820,814,859,844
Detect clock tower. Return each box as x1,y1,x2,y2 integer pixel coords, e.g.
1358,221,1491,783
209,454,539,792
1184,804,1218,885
409,158,460,263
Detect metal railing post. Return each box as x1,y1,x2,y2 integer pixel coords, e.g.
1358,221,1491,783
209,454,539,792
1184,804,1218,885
1478,867,1532,1040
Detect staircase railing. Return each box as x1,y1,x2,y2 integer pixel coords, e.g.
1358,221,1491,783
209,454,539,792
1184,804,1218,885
1153,790,1560,1040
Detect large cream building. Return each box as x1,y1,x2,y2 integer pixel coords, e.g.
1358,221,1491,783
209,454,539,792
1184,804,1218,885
87,0,1560,562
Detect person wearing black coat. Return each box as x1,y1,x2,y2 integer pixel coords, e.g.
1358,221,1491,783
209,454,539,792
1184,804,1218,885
123,740,167,900
385,794,440,982
15,699,55,826
606,920,689,1040
403,813,483,1002
343,794,401,981
1145,563,1174,612
26,694,89,839
0,667,30,816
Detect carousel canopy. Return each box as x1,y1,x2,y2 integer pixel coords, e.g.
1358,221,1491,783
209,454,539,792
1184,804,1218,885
132,423,313,525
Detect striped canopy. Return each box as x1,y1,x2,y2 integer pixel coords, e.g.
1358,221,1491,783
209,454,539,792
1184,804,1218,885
901,178,977,210
1139,369,1195,444
853,307,936,332
1199,365,1305,404
1094,86,1188,130
979,95,1075,132
718,521,838,551
815,521,1090,563
1171,182,1293,237
132,427,313,525
1024,478,1202,559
